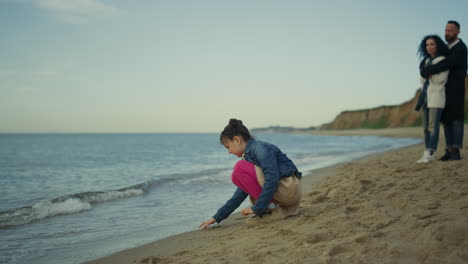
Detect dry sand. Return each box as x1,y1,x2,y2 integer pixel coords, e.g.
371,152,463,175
86,126,468,264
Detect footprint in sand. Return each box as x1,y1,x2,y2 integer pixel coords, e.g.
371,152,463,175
308,190,321,196
139,256,161,264
276,228,300,237
312,195,329,203
372,231,386,238
378,182,396,192
326,245,349,256
360,179,372,185
400,182,418,191
306,232,335,244
359,179,374,192
323,245,355,263
426,201,441,210
414,210,439,220
390,168,405,175
354,233,370,243
432,221,468,246
344,206,358,214
371,218,398,232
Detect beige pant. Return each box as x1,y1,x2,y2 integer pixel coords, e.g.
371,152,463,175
254,166,302,216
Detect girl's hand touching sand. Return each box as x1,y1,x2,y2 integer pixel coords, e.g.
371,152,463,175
241,207,254,216
198,218,216,230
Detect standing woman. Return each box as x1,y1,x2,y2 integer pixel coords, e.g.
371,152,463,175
415,35,450,163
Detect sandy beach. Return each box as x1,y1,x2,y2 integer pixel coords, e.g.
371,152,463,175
87,126,468,264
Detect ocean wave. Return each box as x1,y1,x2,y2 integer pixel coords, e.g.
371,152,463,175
0,167,232,228
0,189,144,228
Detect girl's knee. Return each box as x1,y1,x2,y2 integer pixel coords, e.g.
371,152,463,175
233,160,254,177
232,160,256,185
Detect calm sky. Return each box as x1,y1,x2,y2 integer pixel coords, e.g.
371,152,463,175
1,0,467,133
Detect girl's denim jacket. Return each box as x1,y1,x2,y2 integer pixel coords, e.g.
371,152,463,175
213,139,302,223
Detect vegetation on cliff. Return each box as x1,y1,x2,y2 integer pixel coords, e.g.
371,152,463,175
321,75,468,130
253,76,467,132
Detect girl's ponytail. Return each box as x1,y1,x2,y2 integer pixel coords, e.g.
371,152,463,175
220,118,252,143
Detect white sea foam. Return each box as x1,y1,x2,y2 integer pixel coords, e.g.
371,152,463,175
0,188,145,228
32,198,92,220
82,189,144,203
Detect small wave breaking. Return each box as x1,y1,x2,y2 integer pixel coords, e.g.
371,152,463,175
0,187,145,228
0,168,232,228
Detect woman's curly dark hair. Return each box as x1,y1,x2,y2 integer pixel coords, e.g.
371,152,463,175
219,119,252,144
418,34,449,59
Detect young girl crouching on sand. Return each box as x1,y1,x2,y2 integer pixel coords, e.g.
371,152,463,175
199,119,302,230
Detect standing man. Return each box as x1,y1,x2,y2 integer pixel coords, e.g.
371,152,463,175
421,20,468,160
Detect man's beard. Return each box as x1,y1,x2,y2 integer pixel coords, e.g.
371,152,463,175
445,34,456,42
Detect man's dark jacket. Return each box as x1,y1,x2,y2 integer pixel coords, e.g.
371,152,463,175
421,39,467,123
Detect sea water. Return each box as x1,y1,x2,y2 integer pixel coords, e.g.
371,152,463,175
0,133,419,264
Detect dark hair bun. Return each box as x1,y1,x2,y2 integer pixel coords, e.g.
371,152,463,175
220,118,252,143
229,118,242,126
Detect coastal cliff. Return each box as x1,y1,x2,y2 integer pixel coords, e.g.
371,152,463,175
321,75,468,130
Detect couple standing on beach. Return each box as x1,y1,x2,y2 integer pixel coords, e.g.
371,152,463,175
198,21,467,230
416,20,467,163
